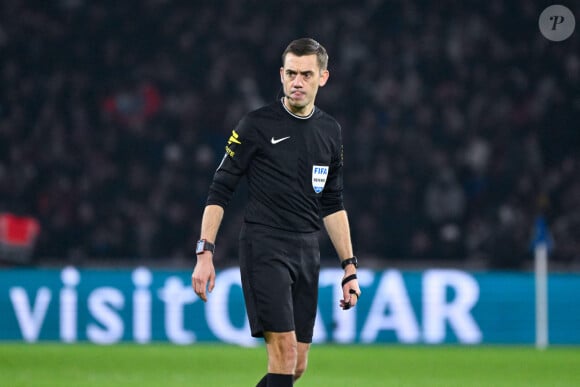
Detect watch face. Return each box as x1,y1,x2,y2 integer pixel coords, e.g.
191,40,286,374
196,240,205,254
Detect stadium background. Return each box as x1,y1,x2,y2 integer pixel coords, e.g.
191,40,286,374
1,0,579,270
1,0,580,349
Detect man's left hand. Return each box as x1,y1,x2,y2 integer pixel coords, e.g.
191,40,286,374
340,266,361,310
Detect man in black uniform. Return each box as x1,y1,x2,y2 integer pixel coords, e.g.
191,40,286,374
191,38,361,387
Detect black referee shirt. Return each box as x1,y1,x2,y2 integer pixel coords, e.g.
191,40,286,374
206,98,345,232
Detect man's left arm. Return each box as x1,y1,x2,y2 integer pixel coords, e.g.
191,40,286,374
323,210,361,310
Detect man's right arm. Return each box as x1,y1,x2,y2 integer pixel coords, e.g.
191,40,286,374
192,117,256,301
191,204,224,302
199,204,225,244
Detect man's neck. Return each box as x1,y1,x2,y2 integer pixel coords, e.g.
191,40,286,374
281,98,315,119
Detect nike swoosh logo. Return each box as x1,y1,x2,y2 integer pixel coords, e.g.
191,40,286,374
271,136,291,144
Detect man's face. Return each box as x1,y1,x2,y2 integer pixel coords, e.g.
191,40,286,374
280,53,329,116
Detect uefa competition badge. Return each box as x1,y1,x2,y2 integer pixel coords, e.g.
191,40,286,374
539,5,576,42
312,165,329,193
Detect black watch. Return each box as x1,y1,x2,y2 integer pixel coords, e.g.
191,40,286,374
196,239,215,255
341,256,358,270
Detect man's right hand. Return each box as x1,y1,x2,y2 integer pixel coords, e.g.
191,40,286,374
191,252,216,302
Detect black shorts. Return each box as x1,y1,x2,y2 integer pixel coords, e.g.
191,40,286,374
239,222,320,343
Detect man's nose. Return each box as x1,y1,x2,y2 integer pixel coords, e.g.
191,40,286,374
292,75,304,87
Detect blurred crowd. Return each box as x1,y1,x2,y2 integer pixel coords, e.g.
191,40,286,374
1,0,579,269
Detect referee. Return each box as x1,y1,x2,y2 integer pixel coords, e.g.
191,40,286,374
192,38,361,387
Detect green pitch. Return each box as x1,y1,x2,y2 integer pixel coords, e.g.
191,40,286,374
0,343,578,386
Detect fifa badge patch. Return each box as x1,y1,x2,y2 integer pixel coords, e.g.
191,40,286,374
312,165,329,193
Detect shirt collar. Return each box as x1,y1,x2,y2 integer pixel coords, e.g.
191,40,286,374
280,97,315,120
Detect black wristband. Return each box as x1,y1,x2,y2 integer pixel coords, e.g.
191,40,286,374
341,274,357,287
341,256,358,270
196,239,215,255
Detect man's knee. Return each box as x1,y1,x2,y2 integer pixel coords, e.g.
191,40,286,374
294,363,307,381
294,342,310,381
266,331,298,358
264,331,298,373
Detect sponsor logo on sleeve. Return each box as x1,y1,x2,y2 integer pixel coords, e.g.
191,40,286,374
312,165,329,193
225,130,241,157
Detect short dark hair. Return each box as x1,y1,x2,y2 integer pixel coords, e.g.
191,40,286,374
282,38,328,71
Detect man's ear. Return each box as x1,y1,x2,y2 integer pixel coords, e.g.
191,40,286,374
319,70,330,87
280,67,285,84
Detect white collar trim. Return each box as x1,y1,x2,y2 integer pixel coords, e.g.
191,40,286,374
280,97,315,120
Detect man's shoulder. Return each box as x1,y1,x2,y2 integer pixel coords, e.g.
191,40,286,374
314,106,341,131
235,101,282,141
245,101,282,121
